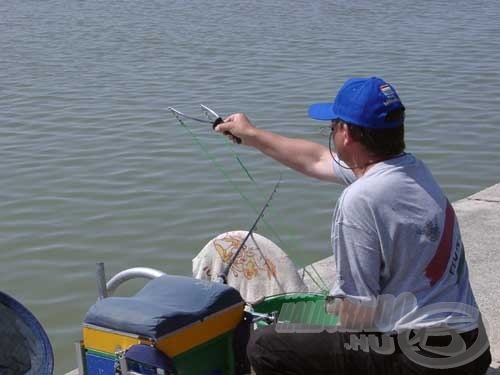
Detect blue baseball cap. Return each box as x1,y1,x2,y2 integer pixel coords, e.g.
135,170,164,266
308,77,405,128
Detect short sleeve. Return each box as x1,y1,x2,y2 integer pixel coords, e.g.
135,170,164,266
332,155,357,186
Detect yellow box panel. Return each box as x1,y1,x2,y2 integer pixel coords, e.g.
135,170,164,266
83,326,151,354
157,303,244,357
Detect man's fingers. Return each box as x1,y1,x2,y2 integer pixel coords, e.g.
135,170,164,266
214,121,230,133
215,113,248,145
224,114,239,122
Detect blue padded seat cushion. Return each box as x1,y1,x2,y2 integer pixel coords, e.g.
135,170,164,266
84,275,243,339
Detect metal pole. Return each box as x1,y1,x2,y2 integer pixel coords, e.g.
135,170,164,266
74,341,85,375
96,262,108,300
217,175,281,283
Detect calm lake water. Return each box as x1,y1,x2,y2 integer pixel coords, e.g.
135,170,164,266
1,0,499,372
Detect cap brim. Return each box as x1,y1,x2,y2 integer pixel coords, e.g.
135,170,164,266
308,103,337,121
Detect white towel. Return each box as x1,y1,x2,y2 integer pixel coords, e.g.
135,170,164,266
193,231,306,304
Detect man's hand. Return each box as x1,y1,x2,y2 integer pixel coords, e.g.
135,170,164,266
214,113,257,145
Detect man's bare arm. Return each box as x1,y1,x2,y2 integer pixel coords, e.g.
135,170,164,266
215,113,340,183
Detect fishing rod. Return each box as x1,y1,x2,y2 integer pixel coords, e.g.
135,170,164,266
169,105,241,144
217,175,281,284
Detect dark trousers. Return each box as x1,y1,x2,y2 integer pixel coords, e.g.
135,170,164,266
247,326,492,375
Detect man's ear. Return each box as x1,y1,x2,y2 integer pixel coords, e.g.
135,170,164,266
342,124,354,146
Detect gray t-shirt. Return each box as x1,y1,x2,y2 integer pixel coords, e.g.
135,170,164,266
330,153,478,332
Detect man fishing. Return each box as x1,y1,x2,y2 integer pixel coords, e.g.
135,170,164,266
215,77,492,374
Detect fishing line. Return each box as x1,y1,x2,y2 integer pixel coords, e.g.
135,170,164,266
171,111,329,293
171,112,266,217
224,142,257,184
200,108,257,184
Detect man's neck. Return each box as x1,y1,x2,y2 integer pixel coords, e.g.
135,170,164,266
349,153,402,178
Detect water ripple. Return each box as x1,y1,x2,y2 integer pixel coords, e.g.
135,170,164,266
1,0,500,373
